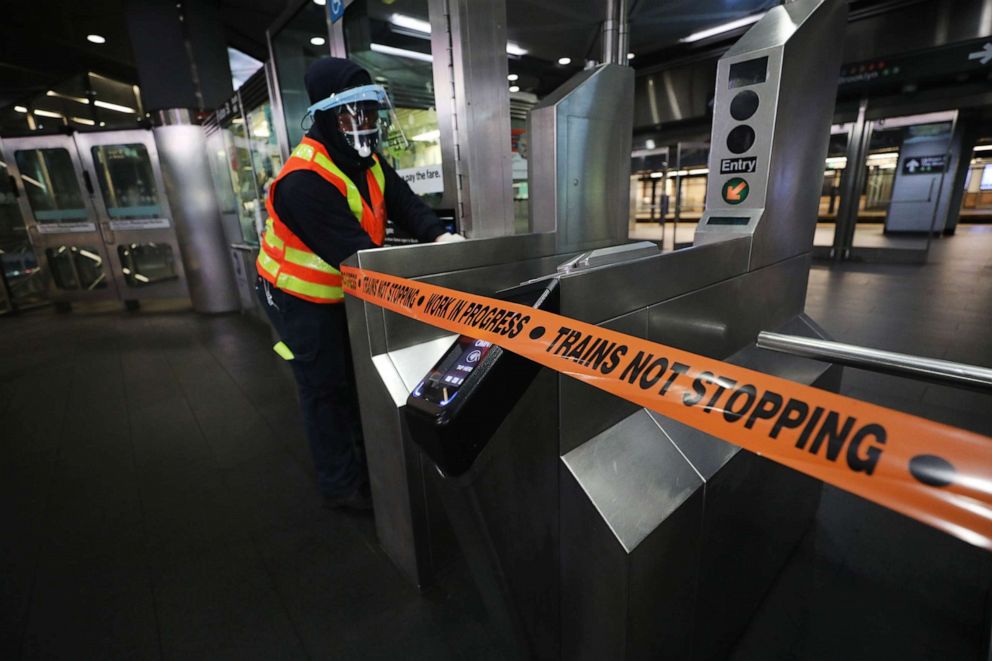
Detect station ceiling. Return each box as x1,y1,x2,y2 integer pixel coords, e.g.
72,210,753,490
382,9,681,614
0,0,917,111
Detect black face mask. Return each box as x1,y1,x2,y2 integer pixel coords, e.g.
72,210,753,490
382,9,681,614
304,57,376,168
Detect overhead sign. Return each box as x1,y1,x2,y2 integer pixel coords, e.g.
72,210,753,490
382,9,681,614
968,42,992,66
839,37,992,90
328,0,345,23
721,177,750,204
720,157,757,174
902,154,946,175
341,265,992,551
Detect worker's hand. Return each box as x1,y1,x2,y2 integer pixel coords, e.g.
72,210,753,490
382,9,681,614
434,232,466,243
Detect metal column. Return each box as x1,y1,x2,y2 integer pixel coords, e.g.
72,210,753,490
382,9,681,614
428,0,515,238
528,0,634,253
154,110,240,313
833,99,869,260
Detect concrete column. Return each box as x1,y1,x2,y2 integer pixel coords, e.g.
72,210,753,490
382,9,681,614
428,0,515,238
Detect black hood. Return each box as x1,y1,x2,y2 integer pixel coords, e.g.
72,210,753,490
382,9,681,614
304,57,375,170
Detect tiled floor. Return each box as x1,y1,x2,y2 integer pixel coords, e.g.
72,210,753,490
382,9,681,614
735,224,992,661
1,226,990,660
0,304,499,660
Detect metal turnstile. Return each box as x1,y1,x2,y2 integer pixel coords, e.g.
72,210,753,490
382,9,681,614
347,1,848,658
395,243,839,660
2,130,188,306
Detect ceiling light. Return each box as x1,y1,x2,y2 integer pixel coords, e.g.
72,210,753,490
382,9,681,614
973,145,992,152
681,13,765,43
645,139,656,149
557,57,571,65
47,90,89,104
411,129,440,142
87,34,106,44
687,168,709,175
313,0,326,5
507,73,519,82
310,36,326,46
390,13,431,35
506,42,527,57
649,172,664,178
71,117,96,126
509,85,520,93
33,109,63,118
14,106,27,113
93,100,136,113
99,121,106,127
370,43,433,62
627,53,635,60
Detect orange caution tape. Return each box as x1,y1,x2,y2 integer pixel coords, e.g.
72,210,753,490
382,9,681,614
342,266,992,550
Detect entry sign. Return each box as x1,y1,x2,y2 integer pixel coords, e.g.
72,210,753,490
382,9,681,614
721,177,750,205
902,154,946,175
720,156,757,174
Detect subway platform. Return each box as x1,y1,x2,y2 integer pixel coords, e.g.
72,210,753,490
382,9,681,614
1,227,989,660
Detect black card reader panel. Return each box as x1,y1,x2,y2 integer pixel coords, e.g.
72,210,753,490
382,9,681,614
405,278,559,476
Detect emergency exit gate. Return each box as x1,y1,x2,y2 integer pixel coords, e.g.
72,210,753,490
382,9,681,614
1,130,188,305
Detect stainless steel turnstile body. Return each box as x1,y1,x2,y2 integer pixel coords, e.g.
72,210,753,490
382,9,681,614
347,236,838,659
346,1,847,658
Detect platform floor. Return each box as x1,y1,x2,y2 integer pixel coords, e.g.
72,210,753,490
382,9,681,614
630,219,987,252
1,227,990,660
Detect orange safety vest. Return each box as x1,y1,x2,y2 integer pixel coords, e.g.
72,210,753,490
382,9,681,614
256,137,387,304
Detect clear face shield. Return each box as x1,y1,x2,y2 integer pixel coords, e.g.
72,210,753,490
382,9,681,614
304,83,407,158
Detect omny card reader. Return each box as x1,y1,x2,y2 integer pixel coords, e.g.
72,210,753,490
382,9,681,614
404,278,559,476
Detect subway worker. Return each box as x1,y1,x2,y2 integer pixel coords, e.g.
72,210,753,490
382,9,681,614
256,57,463,511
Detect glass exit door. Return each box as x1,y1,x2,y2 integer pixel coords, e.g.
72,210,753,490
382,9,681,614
4,134,119,302
4,130,188,305
0,141,49,311
75,130,187,299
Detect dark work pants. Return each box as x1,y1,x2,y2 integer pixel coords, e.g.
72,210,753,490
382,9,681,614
256,278,366,499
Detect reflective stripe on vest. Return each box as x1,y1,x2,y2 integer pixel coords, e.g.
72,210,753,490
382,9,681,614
255,137,386,304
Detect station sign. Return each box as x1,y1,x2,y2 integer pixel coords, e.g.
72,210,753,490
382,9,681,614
839,37,992,91
902,155,946,175
720,157,757,174
328,0,345,23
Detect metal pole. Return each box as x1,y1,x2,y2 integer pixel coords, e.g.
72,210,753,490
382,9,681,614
833,98,869,261
756,331,992,391
602,0,628,65
616,0,629,64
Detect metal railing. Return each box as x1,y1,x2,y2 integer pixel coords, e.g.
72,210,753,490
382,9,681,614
756,331,992,392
